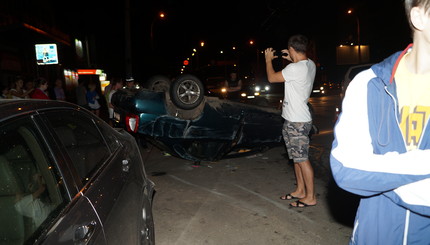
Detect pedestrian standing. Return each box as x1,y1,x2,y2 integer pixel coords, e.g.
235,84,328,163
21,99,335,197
75,78,88,109
10,77,33,99
86,81,101,116
53,79,66,101
330,1,430,243
264,34,317,208
107,78,123,126
125,77,136,89
24,80,34,96
104,81,113,104
30,78,50,100
224,71,242,101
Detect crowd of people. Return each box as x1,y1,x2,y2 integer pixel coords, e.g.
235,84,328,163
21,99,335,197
0,76,126,125
0,76,65,100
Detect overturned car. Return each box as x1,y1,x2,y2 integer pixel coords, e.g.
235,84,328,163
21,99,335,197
111,74,285,162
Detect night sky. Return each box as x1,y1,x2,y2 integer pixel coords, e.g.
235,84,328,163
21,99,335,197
43,0,411,82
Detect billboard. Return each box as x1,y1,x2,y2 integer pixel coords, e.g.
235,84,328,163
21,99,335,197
336,45,369,65
35,44,58,65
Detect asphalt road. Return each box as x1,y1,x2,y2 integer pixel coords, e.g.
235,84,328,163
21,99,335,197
142,94,360,245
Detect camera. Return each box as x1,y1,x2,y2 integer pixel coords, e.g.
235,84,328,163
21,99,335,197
274,50,287,58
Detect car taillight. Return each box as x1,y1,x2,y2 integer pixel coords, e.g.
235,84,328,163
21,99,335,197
125,114,139,133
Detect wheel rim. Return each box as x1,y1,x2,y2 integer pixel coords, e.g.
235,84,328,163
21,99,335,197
176,79,201,105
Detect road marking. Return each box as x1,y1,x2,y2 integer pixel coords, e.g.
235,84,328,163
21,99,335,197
233,184,314,223
169,174,230,198
168,175,267,216
168,174,268,215
168,175,314,224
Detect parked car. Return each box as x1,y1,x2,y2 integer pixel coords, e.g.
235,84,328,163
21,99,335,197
0,99,155,245
112,74,285,163
340,63,374,100
334,63,374,121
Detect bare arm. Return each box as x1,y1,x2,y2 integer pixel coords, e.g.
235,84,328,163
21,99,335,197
10,89,26,98
264,48,285,83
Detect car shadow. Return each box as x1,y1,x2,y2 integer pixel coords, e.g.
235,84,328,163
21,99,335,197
326,173,360,227
308,144,360,228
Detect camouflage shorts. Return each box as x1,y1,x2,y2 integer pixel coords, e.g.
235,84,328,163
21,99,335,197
282,120,312,162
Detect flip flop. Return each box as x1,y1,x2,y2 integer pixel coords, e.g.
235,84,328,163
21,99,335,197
280,193,300,200
289,200,316,208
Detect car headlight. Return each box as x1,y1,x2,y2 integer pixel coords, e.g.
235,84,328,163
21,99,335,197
255,86,261,92
221,88,227,93
265,85,270,91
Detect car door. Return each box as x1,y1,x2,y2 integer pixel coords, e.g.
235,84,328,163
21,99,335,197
42,109,151,244
0,115,105,245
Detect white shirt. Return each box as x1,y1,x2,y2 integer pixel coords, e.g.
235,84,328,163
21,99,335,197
281,59,316,122
108,89,117,118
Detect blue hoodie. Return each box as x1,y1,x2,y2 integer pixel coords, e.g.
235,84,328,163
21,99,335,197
331,45,430,244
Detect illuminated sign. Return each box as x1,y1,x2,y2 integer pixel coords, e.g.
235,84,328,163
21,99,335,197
35,44,58,65
77,69,103,75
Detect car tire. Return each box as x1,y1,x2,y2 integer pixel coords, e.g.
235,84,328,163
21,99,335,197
170,74,204,110
145,75,171,92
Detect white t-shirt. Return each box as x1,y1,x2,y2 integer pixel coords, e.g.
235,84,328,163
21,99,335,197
281,59,316,122
108,89,117,119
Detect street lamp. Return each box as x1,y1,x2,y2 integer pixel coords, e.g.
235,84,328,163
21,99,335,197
150,11,166,50
347,9,361,64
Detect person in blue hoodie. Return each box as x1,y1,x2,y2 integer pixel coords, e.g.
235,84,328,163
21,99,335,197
331,0,430,244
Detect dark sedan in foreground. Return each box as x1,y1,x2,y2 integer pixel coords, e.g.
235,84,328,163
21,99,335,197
112,74,285,163
0,99,154,244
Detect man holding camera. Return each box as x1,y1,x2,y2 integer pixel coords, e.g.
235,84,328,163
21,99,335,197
264,34,317,207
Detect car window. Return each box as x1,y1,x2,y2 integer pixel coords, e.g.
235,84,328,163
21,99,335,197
0,117,67,244
95,118,121,152
44,110,110,184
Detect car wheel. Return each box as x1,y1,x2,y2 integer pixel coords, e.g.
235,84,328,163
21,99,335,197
145,75,170,92
170,74,204,110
